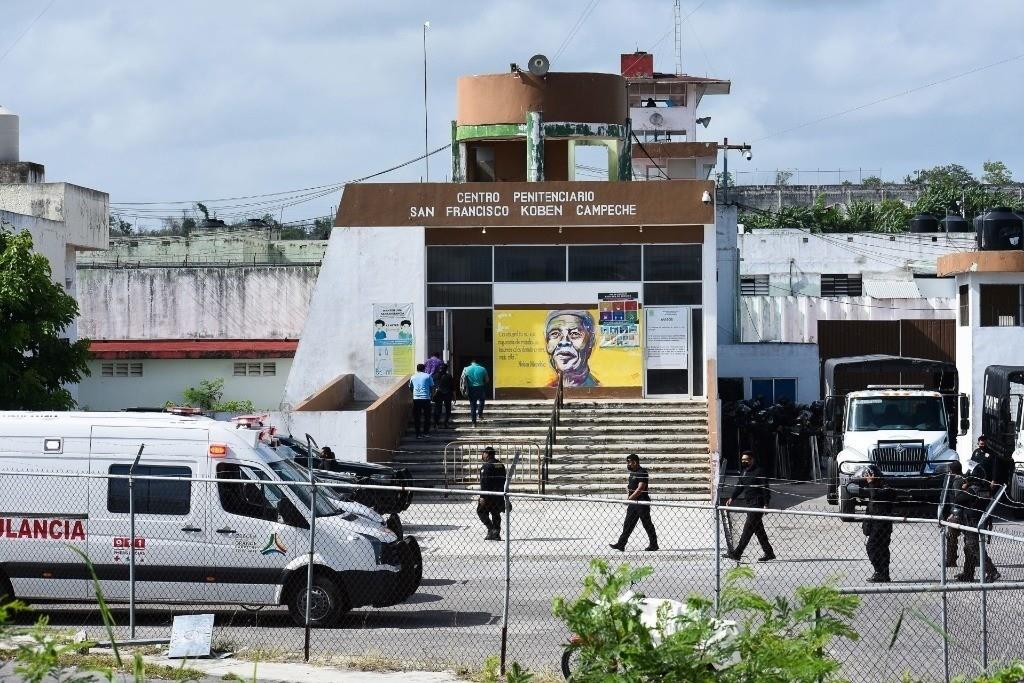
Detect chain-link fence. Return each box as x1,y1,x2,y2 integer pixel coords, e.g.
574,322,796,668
2,465,1023,681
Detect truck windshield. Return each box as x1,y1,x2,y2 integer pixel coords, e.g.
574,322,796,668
267,459,348,517
848,397,947,432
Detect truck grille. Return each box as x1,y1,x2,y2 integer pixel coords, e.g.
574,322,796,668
872,442,926,474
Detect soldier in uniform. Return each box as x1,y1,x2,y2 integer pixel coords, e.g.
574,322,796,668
477,446,507,541
609,454,658,552
846,464,895,583
723,450,775,563
952,474,1001,582
941,461,966,569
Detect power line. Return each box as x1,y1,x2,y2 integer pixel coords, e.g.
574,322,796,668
0,0,57,68
753,50,1024,143
553,0,603,61
631,132,669,180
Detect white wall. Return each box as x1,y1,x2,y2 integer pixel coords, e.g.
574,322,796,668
494,281,643,306
285,226,426,405
716,204,738,344
77,266,318,340
0,182,108,250
954,271,1024,461
0,210,68,287
268,410,368,463
718,343,820,404
79,358,292,411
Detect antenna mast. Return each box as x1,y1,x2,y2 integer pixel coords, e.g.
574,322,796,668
673,0,682,76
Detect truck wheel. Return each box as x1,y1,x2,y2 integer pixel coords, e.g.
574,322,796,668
826,459,838,505
838,483,856,522
396,537,423,602
288,573,347,628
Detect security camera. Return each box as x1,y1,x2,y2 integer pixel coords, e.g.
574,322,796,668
743,150,752,161
701,190,712,204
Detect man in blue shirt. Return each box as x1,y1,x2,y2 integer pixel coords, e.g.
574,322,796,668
409,363,434,439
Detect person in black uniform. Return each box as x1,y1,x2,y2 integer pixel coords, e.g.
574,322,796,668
723,450,775,562
477,446,507,541
941,461,967,569
432,363,455,429
846,464,895,583
951,473,1000,582
609,454,658,552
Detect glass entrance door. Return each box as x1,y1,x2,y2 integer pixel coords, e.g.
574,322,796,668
644,306,702,397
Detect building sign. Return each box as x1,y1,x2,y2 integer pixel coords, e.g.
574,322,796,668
372,303,414,377
645,306,689,370
337,181,715,228
494,307,642,389
598,292,639,348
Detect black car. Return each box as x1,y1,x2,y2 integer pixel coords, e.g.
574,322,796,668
274,435,413,516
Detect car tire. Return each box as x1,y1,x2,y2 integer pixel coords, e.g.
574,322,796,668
396,537,423,602
287,573,347,628
826,459,838,505
838,482,856,522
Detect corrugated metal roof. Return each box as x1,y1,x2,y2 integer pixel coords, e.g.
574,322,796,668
862,279,922,299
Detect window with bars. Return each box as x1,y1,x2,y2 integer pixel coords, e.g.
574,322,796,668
740,275,769,296
980,285,1024,327
959,285,969,327
100,362,143,378
233,362,277,377
821,274,863,297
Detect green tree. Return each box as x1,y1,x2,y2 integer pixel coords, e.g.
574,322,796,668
775,169,793,186
904,163,977,187
311,216,333,240
0,225,91,409
108,214,133,236
861,175,883,187
981,160,1013,185
181,377,255,412
715,170,734,187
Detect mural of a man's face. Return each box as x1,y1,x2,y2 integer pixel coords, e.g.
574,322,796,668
545,313,593,374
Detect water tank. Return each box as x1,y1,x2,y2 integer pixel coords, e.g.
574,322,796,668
939,213,971,233
975,207,1023,250
0,106,18,162
908,213,939,233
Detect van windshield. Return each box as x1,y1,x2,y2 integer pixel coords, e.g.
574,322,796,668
267,459,348,517
848,396,947,432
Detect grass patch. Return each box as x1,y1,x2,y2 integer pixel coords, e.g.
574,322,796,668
33,652,205,680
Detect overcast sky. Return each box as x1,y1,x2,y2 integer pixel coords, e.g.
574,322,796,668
1,0,1022,227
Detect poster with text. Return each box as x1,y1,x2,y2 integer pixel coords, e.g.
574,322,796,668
494,308,642,388
598,292,640,348
373,303,414,377
645,306,689,369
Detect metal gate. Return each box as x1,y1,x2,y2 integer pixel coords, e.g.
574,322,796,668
443,441,542,492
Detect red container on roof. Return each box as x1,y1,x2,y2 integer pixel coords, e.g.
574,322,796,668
620,52,654,78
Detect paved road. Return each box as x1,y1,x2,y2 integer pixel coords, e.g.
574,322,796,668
21,486,1024,681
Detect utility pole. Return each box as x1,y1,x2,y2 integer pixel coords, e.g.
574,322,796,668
673,0,683,76
423,21,431,182
719,137,751,205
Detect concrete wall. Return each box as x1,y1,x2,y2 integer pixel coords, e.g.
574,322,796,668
716,204,738,344
0,182,108,250
1,210,69,287
954,271,1024,461
268,410,368,463
77,266,318,339
284,226,427,406
78,228,327,266
740,295,955,344
717,343,820,404
728,184,1024,212
79,358,292,411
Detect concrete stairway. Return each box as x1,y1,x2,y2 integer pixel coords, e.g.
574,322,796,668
390,399,711,500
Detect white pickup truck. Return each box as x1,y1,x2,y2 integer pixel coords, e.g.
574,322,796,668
824,356,969,517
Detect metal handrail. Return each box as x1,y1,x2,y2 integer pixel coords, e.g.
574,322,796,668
442,441,542,492
541,372,564,494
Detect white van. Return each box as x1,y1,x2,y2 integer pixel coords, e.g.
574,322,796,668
0,412,422,627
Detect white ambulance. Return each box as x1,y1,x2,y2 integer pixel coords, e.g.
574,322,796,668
0,411,422,627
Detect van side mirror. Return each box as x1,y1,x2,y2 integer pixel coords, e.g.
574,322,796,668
279,498,309,529
959,394,970,436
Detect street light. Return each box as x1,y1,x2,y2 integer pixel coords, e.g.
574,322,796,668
719,137,752,205
423,21,430,182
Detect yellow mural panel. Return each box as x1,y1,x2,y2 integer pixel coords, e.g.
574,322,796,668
494,308,642,389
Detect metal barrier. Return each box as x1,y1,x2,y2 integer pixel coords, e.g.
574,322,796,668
541,371,564,494
442,441,541,492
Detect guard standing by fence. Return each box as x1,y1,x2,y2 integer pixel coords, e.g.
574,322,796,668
952,476,1000,582
478,447,506,541
609,454,658,552
847,464,894,583
942,461,966,569
723,450,775,563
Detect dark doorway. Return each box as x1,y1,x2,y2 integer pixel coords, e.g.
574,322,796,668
449,310,493,398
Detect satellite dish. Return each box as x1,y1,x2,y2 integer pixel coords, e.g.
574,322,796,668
648,112,665,126
528,54,550,76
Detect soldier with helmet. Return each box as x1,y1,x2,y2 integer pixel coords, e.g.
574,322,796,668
846,464,896,583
